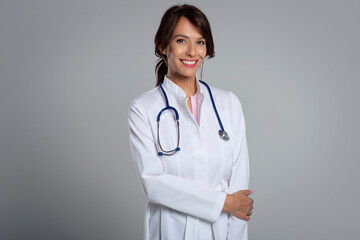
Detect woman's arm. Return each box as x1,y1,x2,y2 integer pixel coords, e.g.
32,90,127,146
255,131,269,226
128,99,227,222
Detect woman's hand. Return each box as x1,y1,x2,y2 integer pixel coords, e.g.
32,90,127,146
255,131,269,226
222,189,254,221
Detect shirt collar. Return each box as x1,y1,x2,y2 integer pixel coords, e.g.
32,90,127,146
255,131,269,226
163,75,204,99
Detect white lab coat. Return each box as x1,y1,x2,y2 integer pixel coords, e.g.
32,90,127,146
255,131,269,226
128,76,250,240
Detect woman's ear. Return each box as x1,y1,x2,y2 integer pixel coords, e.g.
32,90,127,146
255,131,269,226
162,48,167,56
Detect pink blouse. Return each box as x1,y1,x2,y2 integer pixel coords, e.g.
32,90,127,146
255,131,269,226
190,94,199,125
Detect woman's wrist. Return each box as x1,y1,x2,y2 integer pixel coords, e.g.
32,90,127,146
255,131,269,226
222,194,232,212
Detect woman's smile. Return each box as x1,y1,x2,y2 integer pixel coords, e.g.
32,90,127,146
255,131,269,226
180,59,198,68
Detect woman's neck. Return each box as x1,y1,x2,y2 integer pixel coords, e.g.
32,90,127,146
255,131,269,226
167,75,197,98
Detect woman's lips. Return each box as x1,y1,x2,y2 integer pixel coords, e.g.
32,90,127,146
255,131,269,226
180,59,198,68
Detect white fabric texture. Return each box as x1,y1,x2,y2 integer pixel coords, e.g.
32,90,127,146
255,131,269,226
128,76,250,240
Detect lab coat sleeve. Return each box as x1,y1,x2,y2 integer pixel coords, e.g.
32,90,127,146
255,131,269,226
128,99,227,223
227,92,250,240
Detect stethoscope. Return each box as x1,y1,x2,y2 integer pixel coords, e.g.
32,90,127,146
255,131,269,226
157,80,229,156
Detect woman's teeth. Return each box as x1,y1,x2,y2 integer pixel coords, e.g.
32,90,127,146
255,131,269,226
181,60,197,64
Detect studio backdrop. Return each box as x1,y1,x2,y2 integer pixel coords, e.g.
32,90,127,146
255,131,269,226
1,0,359,239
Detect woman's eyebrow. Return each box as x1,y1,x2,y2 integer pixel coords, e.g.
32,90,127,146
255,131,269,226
173,34,205,40
173,34,189,39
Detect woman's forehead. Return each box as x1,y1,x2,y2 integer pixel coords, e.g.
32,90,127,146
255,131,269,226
172,17,203,38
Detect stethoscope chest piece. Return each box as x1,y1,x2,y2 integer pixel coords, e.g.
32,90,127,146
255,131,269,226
219,130,230,141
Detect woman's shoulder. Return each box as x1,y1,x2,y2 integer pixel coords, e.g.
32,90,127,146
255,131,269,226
205,83,246,130
205,82,243,109
130,86,162,109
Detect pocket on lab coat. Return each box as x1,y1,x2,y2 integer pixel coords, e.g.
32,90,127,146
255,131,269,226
149,203,186,239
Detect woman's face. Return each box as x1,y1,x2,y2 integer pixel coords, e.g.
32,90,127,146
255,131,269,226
162,17,207,81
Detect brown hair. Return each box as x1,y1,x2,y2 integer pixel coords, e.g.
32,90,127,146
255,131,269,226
154,4,215,86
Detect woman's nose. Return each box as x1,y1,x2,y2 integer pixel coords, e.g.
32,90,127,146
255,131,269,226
185,43,196,57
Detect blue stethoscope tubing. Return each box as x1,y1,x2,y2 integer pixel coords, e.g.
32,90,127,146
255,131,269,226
157,80,229,156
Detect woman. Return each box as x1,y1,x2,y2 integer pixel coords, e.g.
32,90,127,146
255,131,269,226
128,4,253,240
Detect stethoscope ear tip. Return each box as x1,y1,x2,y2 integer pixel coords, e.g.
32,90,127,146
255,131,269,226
175,147,181,151
158,152,163,156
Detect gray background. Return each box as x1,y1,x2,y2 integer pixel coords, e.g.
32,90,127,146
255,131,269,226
1,0,359,239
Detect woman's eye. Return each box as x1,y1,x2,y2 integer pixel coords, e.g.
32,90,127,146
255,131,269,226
176,39,185,43
197,40,205,45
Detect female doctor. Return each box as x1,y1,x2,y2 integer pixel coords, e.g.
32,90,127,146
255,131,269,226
128,4,254,240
